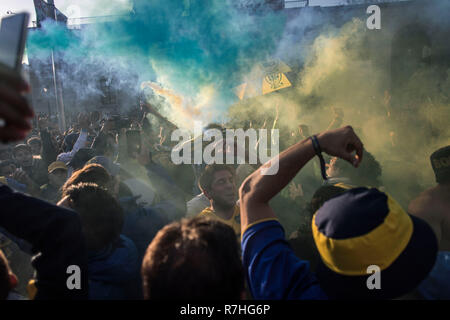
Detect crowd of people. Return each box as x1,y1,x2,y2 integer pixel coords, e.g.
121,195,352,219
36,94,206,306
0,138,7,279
0,62,449,300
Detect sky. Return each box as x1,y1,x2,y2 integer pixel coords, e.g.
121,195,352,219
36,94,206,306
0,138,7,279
0,0,356,25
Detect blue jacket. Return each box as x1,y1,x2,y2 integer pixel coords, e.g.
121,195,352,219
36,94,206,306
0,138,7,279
242,220,328,300
88,235,141,300
418,251,450,299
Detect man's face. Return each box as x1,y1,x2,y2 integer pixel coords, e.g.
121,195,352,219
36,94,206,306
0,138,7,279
206,170,237,209
49,169,67,188
29,142,41,156
14,149,33,167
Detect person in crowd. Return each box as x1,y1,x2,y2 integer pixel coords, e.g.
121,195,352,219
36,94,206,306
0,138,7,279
62,163,114,194
0,159,28,193
288,184,348,272
58,182,140,299
186,124,257,217
287,148,382,269
408,145,450,299
91,120,119,161
0,64,90,300
0,184,89,299
197,164,240,237
118,126,186,218
325,149,382,188
27,137,42,157
56,113,90,165
0,144,12,161
37,116,60,168
12,144,48,187
62,162,170,263
40,161,68,203
141,217,244,300
89,111,102,135
239,126,438,299
0,160,16,177
186,192,210,217
66,148,96,177
312,186,437,299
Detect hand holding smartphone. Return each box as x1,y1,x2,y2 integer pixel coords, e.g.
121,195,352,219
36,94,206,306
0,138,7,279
0,12,29,72
0,12,34,143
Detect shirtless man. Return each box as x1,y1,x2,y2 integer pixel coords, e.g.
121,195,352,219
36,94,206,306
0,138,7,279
408,145,450,299
409,146,450,251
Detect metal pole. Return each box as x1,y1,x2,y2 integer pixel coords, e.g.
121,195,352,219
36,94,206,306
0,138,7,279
51,49,66,132
48,0,66,132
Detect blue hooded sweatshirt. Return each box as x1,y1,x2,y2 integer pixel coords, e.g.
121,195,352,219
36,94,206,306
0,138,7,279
88,235,141,300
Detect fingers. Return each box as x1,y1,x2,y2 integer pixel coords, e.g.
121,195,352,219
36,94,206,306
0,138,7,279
339,149,358,167
348,127,364,166
0,101,32,130
342,127,364,167
0,84,34,118
318,125,365,168
0,126,27,143
354,138,364,167
0,64,30,92
13,169,27,182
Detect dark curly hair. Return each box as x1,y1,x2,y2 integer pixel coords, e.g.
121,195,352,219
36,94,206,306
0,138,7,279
64,182,123,251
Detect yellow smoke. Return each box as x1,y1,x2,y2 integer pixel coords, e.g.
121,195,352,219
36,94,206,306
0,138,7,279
227,17,450,207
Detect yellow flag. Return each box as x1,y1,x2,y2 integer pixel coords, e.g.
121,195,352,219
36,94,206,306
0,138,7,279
262,73,292,95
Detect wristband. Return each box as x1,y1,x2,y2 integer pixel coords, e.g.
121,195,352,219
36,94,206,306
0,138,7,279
310,135,328,181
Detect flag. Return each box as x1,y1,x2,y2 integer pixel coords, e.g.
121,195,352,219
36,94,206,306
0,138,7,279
232,59,293,99
33,0,67,26
262,73,292,95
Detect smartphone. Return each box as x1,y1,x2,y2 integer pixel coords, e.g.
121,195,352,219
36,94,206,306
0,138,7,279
0,13,29,72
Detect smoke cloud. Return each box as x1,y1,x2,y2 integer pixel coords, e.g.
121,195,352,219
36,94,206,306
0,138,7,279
26,1,449,231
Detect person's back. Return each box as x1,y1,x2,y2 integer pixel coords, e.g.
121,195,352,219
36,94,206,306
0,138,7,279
409,146,450,251
409,184,450,251
88,234,140,300
59,182,141,300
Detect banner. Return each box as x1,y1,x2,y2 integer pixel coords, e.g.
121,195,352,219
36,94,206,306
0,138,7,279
33,0,68,26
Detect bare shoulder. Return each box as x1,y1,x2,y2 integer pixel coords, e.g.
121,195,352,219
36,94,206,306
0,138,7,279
408,185,450,223
408,187,438,217
408,185,449,246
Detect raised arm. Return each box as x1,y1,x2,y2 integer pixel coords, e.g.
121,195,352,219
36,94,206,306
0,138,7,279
56,114,90,164
239,125,364,232
239,126,364,300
